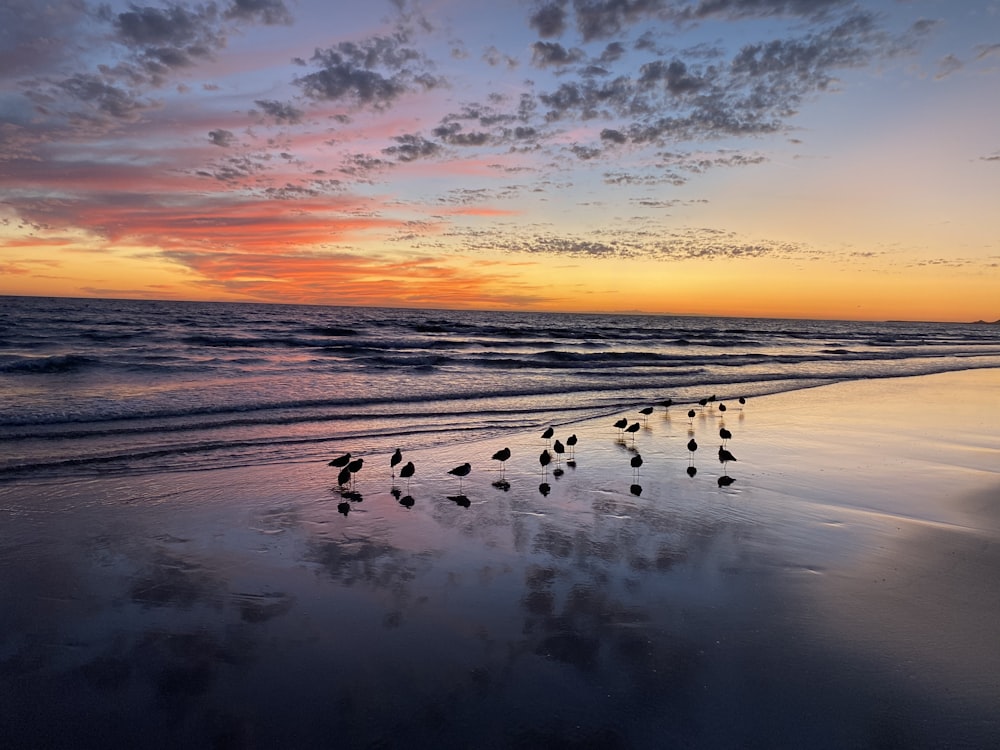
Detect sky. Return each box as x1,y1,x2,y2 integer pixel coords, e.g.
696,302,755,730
1,0,998,321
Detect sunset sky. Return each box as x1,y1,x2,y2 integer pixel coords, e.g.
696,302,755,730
1,0,998,321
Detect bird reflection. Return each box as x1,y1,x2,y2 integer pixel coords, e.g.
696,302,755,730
630,483,643,496
449,494,471,508
399,494,415,508
390,486,401,500
492,479,511,491
538,482,551,496
337,501,351,516
717,475,736,488
686,465,697,478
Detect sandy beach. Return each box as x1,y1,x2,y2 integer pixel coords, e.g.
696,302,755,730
2,368,999,749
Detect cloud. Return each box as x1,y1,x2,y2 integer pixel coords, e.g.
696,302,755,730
254,99,304,124
934,54,963,80
208,129,236,147
531,41,586,67
382,133,442,162
294,33,443,109
530,3,568,38
224,0,294,25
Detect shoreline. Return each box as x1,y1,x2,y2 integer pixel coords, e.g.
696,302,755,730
2,369,998,748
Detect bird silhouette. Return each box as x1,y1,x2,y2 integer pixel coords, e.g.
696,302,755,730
660,398,673,411
347,457,364,474
329,452,351,467
491,447,511,479
539,449,552,478
553,439,565,466
625,421,641,445
566,434,577,461
738,396,747,408
399,461,415,491
718,402,727,412
541,426,554,446
719,426,732,445
390,448,402,478
687,438,698,455
448,462,471,491
718,446,737,465
630,453,643,480
337,466,352,487
639,406,653,423
687,409,696,424
614,417,628,437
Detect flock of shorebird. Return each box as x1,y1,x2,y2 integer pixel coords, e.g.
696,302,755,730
327,395,746,513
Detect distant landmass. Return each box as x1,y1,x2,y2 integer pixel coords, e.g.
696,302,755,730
972,319,1000,324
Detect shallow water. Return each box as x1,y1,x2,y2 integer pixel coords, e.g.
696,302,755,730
4,296,1000,480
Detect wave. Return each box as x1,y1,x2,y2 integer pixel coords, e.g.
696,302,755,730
0,353,99,374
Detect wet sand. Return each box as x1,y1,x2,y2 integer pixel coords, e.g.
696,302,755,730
2,369,999,749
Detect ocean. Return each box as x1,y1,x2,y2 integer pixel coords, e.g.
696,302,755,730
3,295,1000,480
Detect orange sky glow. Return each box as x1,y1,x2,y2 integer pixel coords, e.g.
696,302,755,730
1,0,998,322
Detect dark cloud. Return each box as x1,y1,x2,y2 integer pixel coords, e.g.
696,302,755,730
638,59,705,94
530,2,568,37
572,0,668,43
600,128,627,144
56,73,150,120
483,45,519,69
208,128,236,147
382,134,441,162
531,41,585,67
669,0,850,24
111,2,226,80
224,0,294,25
294,34,442,108
254,98,304,124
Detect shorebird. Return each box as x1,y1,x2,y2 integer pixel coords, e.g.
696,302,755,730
718,402,727,412
399,460,415,491
552,439,565,466
491,447,511,479
625,421,641,445
639,406,653,423
614,417,628,437
630,453,643,480
448,462,471,492
687,438,698,455
541,426,554,446
337,465,352,487
539,449,552,477
660,398,673,411
390,448,402,478
719,426,732,445
738,396,747,408
328,452,351,467
347,457,363,474
687,409,696,424
718,446,737,466
566,434,577,461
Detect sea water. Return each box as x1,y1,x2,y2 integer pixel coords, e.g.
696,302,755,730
3,295,1000,479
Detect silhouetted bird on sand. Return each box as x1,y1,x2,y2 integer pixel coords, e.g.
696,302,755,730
718,446,737,465
718,402,727,412
553,439,565,466
639,406,653,423
399,461,415,491
687,438,698,455
539,449,552,477
566,434,577,460
687,409,696,424
719,427,732,445
329,452,351,467
541,426,554,445
347,457,363,474
625,421,641,445
337,466,352,487
614,417,628,436
630,453,643,480
448,462,471,492
660,398,673,411
738,396,747,408
390,448,402,478
491,447,511,479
